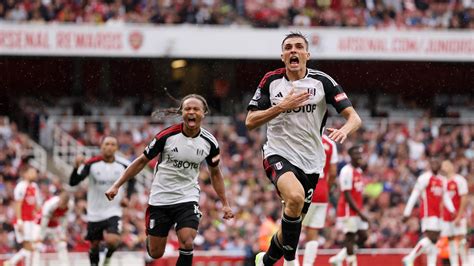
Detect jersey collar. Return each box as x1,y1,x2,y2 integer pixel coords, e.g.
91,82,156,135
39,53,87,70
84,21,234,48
284,68,309,81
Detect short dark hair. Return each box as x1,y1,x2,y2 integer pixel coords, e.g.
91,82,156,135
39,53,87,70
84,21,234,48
281,31,309,51
100,135,118,144
348,145,362,156
18,164,36,175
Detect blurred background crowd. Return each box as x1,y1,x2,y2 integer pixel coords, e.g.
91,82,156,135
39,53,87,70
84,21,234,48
0,106,473,258
1,0,473,29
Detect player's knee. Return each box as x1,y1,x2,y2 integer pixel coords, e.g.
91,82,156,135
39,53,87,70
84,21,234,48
179,238,194,250
284,192,305,211
105,237,120,247
23,241,34,251
147,247,165,259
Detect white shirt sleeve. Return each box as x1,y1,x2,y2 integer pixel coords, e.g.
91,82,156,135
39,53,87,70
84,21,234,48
39,197,59,240
403,173,430,217
443,179,455,214
339,165,353,191
13,181,27,201
330,140,339,164
456,175,468,196
34,183,42,207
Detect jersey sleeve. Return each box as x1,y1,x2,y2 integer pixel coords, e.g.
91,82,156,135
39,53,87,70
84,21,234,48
13,182,26,201
41,197,58,218
143,132,167,160
205,142,220,167
339,166,353,191
414,173,430,191
247,73,273,111
330,140,339,164
69,163,91,186
34,183,42,206
319,73,352,113
456,175,468,196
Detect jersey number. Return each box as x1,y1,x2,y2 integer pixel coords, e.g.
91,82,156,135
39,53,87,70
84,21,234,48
305,189,314,203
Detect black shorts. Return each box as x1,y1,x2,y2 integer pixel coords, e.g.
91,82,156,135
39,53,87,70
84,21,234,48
146,202,201,237
86,216,122,241
263,155,319,214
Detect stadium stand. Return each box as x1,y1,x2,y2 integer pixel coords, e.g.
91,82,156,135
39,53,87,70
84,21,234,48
1,113,472,262
0,0,472,29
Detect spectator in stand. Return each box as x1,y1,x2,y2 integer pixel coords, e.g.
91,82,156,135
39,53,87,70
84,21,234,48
0,0,471,28
0,116,473,256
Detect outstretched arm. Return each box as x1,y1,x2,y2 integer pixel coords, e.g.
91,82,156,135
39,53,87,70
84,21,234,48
208,165,234,220
327,107,362,143
105,154,149,201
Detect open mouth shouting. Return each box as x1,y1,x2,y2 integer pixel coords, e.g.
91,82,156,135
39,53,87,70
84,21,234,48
289,55,300,68
186,116,198,127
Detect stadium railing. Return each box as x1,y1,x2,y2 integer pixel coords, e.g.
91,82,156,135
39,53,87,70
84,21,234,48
51,124,152,192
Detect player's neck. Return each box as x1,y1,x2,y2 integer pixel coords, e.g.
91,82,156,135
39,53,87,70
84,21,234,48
103,155,115,163
182,127,200,138
286,68,306,81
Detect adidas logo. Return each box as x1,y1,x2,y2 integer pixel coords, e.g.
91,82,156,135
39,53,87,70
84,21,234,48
282,245,294,251
275,92,283,98
172,147,178,152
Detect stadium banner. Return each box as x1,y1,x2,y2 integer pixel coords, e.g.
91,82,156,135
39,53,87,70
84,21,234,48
0,24,472,61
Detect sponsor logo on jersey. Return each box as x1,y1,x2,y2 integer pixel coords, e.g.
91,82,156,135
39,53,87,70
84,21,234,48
284,104,318,113
429,184,443,196
334,93,348,102
166,155,199,169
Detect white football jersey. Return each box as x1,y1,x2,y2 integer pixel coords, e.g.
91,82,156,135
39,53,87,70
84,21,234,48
248,68,352,174
72,156,129,222
144,123,220,206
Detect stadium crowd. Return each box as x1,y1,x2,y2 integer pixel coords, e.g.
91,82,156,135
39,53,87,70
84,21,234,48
0,0,472,29
0,114,473,258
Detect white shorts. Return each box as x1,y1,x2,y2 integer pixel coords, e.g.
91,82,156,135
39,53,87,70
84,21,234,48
336,216,369,234
441,219,467,237
421,216,441,232
34,225,65,241
14,221,39,243
302,203,328,229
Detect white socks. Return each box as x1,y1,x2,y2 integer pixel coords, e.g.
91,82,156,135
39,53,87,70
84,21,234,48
448,240,459,266
329,247,347,263
302,240,319,266
346,254,358,266
57,241,70,265
406,237,433,261
8,248,30,265
426,243,438,266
